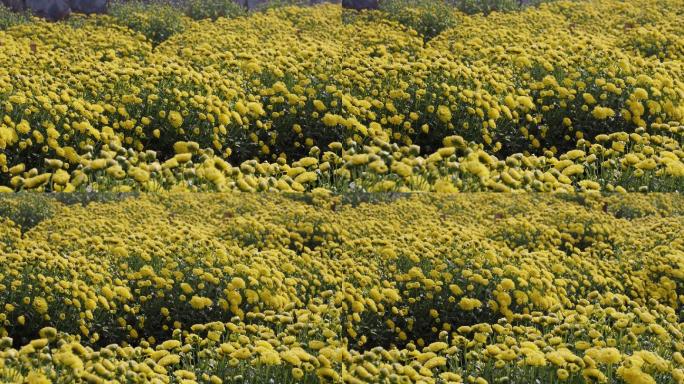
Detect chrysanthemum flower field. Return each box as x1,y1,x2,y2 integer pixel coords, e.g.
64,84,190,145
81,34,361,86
0,0,682,382
0,0,682,193
0,193,683,383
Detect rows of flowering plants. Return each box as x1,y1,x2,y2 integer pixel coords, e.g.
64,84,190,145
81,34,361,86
0,193,683,383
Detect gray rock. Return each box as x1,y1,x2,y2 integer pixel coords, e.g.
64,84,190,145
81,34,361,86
341,0,378,10
240,0,266,9
25,0,71,20
1,0,26,11
68,0,106,14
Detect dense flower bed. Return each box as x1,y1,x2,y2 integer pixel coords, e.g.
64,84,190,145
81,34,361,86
0,193,683,383
0,1,683,382
0,0,682,193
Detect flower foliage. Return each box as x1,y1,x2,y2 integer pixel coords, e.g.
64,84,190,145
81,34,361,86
0,0,682,194
0,193,683,383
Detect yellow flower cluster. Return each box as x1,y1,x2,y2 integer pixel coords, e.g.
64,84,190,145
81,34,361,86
0,0,682,193
3,122,681,193
0,193,683,383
